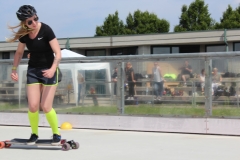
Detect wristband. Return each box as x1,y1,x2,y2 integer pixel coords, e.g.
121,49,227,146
12,66,17,70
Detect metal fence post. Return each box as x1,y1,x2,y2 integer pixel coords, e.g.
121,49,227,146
205,58,212,116
237,84,239,108
191,81,196,107
117,62,124,114
121,62,125,114
191,81,193,106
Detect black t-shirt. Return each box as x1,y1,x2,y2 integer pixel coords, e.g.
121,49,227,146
112,72,117,79
125,68,134,81
19,23,56,68
181,65,192,75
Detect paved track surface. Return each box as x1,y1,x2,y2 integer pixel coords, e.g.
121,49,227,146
0,126,240,160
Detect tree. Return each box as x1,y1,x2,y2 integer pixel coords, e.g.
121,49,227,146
174,0,214,32
125,10,170,34
95,11,125,36
214,5,240,29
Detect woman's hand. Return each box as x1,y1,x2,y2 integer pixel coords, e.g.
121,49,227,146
42,68,56,78
11,70,18,81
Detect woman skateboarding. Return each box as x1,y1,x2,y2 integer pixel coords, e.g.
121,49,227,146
7,5,62,145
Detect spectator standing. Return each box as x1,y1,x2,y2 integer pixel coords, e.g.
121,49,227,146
77,71,84,104
199,69,205,94
152,62,164,100
111,67,118,95
212,68,222,95
125,62,136,100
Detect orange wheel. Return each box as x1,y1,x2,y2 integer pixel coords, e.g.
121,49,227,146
0,141,5,149
5,141,11,148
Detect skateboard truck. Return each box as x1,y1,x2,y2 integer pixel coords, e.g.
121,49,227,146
61,140,79,151
66,140,79,149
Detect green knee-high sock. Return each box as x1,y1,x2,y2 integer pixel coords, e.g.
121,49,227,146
45,108,60,135
28,110,39,135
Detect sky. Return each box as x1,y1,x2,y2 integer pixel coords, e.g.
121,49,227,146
0,0,239,41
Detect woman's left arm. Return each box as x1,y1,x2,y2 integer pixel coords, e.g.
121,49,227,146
131,71,136,82
220,74,222,82
42,38,61,78
50,38,61,70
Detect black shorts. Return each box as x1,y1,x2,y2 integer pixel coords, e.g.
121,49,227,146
27,66,59,86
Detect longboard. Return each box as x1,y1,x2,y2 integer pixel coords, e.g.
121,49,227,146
0,138,79,151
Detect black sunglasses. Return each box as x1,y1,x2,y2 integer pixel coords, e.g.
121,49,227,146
27,17,39,25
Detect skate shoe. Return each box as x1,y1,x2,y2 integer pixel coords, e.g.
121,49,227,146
26,133,38,145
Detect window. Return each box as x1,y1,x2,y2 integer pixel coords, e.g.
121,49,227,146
151,45,200,54
172,47,179,53
2,52,10,59
206,44,227,72
152,47,171,54
179,45,200,53
111,47,138,56
85,50,106,56
206,45,226,52
234,42,240,51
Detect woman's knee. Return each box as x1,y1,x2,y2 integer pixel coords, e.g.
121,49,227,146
28,103,39,112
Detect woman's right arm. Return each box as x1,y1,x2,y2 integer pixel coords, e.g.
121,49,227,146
11,42,25,81
13,42,25,68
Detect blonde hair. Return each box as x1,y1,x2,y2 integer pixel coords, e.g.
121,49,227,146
6,21,33,42
126,62,132,68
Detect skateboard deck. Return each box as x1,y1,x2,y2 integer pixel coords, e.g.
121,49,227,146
0,138,79,151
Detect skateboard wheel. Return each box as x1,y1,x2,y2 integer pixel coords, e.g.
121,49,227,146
72,142,79,149
0,141,5,149
4,140,11,148
62,143,71,151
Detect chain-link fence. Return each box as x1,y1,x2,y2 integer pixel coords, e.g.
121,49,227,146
0,52,240,118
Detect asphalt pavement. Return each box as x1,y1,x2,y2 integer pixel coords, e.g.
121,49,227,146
0,126,240,160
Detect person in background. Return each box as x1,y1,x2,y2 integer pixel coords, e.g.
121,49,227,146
152,62,164,100
199,69,205,95
89,86,98,106
212,68,222,95
77,71,84,104
179,60,193,86
125,62,136,100
111,67,118,95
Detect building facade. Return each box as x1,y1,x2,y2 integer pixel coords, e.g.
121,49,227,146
0,29,239,59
